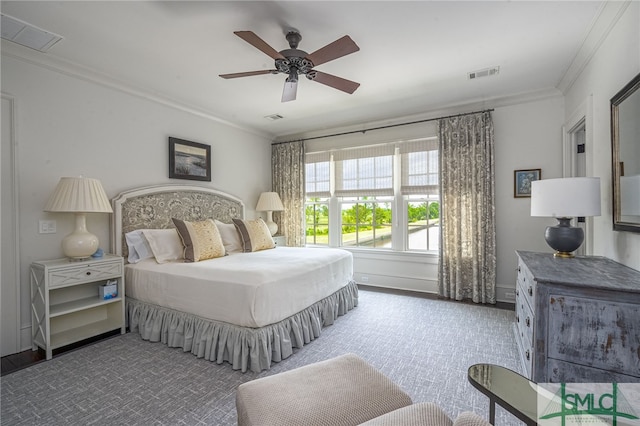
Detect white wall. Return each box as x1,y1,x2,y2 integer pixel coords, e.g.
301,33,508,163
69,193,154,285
1,54,272,351
564,1,640,270
494,96,566,293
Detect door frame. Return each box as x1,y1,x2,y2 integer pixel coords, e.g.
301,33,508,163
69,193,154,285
562,95,595,255
1,93,21,356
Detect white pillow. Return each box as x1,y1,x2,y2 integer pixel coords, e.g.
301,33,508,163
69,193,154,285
214,219,243,254
141,229,184,263
124,230,154,264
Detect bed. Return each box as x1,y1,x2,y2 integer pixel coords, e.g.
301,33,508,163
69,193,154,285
110,184,358,372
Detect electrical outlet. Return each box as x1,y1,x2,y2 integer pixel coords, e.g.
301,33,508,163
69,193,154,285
360,275,369,283
504,291,516,301
39,220,56,234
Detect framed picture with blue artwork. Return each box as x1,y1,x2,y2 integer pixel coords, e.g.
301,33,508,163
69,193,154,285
514,169,541,198
169,137,211,182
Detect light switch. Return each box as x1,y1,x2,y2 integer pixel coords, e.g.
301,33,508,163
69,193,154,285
39,220,56,234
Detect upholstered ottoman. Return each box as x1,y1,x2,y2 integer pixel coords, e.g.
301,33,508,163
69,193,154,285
236,353,413,426
359,402,492,426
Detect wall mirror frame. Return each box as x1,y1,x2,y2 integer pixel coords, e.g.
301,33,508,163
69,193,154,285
611,72,640,233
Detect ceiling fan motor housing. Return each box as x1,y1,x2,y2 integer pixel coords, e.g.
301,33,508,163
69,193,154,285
275,51,313,75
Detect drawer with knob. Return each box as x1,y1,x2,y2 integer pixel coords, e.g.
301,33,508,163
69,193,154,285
516,258,536,309
48,259,123,288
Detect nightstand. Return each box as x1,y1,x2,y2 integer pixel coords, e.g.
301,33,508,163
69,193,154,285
272,235,286,247
30,254,126,360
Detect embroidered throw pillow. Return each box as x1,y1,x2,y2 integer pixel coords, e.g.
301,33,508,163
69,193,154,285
172,218,226,262
232,218,275,252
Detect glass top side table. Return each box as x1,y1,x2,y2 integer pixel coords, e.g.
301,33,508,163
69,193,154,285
468,363,538,425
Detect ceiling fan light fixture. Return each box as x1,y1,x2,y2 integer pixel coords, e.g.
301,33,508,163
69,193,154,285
282,80,298,102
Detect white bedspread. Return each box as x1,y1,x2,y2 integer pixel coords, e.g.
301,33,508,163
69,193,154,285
125,247,353,328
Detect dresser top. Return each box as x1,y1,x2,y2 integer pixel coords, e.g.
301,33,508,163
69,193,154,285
516,250,640,293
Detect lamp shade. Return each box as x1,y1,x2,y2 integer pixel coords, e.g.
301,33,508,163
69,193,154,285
531,177,601,218
44,177,112,259
255,192,284,212
44,177,113,213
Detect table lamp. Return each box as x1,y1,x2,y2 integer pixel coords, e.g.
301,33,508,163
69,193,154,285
255,192,284,236
44,176,113,259
530,177,600,258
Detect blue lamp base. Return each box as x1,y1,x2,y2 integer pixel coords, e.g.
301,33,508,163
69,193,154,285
544,217,584,258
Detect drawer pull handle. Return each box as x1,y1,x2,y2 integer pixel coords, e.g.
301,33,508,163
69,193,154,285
516,288,519,296
525,350,530,360
528,286,533,296
516,314,519,323
86,271,91,276
525,317,530,327
518,266,521,273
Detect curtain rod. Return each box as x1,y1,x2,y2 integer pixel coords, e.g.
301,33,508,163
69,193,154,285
273,108,494,145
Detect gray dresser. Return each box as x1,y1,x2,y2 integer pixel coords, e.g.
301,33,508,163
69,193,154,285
514,250,640,383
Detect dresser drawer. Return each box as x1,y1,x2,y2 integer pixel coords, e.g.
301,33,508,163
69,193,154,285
49,260,123,288
515,286,534,348
547,358,639,383
514,323,533,379
517,258,536,308
547,294,640,377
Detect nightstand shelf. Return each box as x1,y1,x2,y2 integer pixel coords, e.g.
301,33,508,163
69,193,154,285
30,254,126,360
50,295,123,317
50,316,123,350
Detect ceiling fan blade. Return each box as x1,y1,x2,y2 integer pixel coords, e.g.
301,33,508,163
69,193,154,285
282,80,298,102
308,71,360,94
219,70,278,79
234,31,286,60
305,35,360,67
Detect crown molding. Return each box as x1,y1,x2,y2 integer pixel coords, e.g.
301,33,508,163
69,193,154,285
1,40,271,140
557,0,632,94
276,87,563,142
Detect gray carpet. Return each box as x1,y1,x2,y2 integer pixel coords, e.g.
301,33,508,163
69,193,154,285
1,288,524,425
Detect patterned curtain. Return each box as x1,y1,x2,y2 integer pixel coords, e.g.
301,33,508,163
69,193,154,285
272,141,305,247
438,111,496,304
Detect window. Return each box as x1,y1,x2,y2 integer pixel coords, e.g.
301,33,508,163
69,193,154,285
407,196,440,251
305,138,439,252
341,196,393,248
305,197,329,245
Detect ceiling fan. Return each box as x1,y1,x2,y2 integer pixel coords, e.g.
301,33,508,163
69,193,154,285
219,30,360,102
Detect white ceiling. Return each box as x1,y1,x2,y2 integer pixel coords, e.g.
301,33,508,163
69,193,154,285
1,1,609,139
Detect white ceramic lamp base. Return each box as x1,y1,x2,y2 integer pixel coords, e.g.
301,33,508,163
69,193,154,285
264,211,278,236
62,213,99,259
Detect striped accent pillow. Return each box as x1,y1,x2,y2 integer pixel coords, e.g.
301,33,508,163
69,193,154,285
172,218,225,262
232,218,275,252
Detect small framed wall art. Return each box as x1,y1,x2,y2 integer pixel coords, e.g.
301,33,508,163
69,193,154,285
514,169,541,198
169,137,211,181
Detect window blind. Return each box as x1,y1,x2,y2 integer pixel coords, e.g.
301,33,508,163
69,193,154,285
399,138,439,195
305,152,331,197
334,145,395,197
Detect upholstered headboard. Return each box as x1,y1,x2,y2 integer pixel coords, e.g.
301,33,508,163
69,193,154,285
110,184,245,259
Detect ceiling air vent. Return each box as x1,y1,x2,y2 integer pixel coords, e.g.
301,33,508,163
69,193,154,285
264,114,284,121
1,14,63,52
468,66,500,80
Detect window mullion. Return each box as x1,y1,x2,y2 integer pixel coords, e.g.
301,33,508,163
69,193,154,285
329,196,341,247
